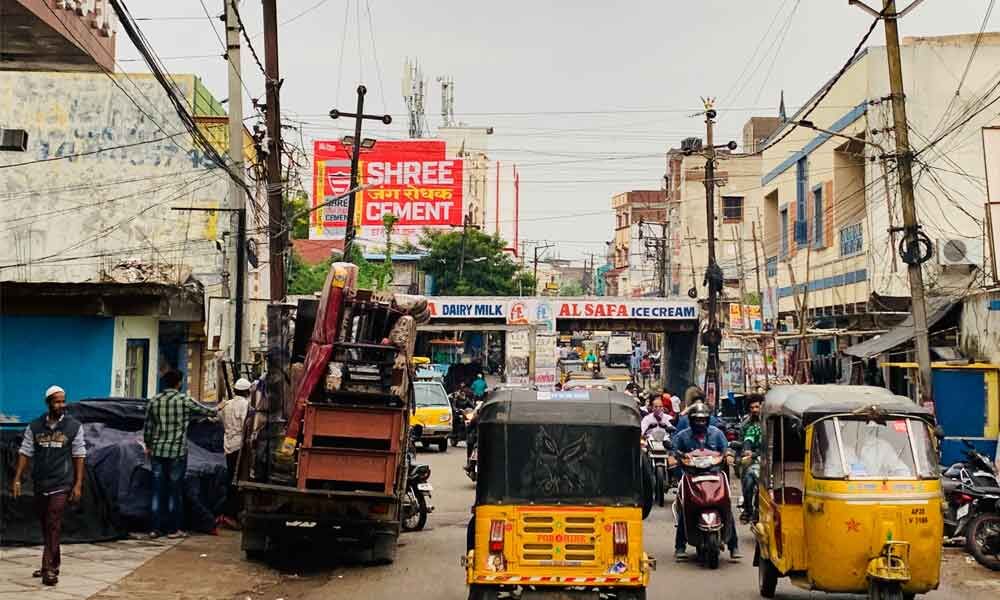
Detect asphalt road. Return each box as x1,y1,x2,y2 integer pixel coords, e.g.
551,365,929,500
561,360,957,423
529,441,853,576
287,444,990,600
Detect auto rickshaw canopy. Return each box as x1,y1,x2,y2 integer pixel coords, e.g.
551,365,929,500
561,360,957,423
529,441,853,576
475,389,643,506
763,385,934,426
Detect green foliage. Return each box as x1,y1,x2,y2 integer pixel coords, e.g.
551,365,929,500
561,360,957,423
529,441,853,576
287,250,329,295
343,244,393,292
417,229,535,295
559,279,585,297
284,193,310,240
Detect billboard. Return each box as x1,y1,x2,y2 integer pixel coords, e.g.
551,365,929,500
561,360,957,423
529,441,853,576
312,139,464,245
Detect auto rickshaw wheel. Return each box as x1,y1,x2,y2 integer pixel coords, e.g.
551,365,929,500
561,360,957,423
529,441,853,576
867,581,904,600
757,552,778,598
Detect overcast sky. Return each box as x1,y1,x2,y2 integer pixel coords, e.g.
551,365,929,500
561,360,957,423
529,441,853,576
119,1,992,261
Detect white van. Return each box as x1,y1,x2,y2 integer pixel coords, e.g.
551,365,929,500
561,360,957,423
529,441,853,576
605,335,633,368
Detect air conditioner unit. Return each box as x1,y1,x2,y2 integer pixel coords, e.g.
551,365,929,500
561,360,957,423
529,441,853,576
0,128,28,152
937,238,984,267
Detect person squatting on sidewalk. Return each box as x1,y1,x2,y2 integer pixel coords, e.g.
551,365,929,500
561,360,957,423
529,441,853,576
11,385,86,587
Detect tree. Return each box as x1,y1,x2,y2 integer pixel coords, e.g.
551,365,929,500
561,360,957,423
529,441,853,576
559,279,585,297
417,228,535,295
287,249,329,295
284,192,310,240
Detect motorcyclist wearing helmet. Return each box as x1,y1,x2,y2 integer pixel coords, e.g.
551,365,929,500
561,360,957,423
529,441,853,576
673,402,741,561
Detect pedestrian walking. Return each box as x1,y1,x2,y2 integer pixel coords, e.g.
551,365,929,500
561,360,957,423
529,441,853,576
630,346,642,379
143,370,219,539
11,386,86,586
470,373,487,401
640,354,653,388
218,377,252,529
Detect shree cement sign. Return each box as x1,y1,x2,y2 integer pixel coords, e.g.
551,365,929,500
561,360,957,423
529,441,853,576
425,298,698,320
311,139,463,245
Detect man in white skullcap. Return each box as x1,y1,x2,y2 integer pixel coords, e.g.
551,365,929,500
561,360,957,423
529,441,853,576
11,386,86,586
218,378,252,528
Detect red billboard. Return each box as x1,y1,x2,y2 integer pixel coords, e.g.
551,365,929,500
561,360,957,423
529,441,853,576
311,139,463,244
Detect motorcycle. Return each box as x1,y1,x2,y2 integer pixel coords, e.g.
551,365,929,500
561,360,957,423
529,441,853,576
942,441,1000,570
463,407,479,482
402,428,434,532
643,424,673,507
674,449,732,569
728,440,760,524
448,392,470,447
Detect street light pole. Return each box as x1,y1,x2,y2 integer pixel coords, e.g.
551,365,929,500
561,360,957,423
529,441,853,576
329,85,392,259
703,105,721,406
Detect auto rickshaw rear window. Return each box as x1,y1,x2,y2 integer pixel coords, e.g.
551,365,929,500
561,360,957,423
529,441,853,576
476,423,642,505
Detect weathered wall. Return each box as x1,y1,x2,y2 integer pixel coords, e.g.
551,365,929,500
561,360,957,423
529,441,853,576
959,291,1000,363
0,71,228,286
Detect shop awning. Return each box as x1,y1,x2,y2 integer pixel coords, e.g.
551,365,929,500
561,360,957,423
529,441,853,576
842,297,958,359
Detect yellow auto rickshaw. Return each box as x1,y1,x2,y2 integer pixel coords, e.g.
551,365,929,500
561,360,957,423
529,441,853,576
463,388,655,600
753,385,942,599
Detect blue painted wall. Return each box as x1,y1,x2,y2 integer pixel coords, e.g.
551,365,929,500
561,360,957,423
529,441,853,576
0,315,114,424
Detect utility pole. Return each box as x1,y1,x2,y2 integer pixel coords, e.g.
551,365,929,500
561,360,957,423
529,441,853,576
329,86,393,259
174,207,247,370
533,243,554,296
849,0,932,403
458,211,472,282
261,0,286,300
752,221,769,390
223,1,246,370
702,102,722,406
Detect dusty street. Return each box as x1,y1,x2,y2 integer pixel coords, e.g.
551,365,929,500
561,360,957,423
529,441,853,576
83,444,1000,600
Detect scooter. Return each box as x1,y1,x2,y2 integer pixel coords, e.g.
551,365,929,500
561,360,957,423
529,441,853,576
463,408,479,482
942,440,1000,569
674,449,732,569
643,425,673,507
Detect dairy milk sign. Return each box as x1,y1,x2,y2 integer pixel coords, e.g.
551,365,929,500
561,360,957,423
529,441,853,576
311,140,463,242
557,300,697,320
427,300,505,319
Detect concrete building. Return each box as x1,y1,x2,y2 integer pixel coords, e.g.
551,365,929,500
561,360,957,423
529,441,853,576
0,0,117,72
664,147,767,302
606,190,664,297
438,125,492,229
758,33,999,342
0,68,267,422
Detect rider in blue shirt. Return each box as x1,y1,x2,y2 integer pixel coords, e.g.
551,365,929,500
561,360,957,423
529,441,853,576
673,402,741,561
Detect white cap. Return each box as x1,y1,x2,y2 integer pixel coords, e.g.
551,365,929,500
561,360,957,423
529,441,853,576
233,378,252,392
45,385,65,400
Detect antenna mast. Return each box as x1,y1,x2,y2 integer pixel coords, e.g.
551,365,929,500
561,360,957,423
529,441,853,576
402,59,428,138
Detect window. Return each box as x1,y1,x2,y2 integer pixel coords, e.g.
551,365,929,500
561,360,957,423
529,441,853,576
414,383,450,407
766,256,777,278
779,208,789,259
813,186,824,247
840,222,863,256
124,339,149,398
722,196,744,223
795,158,808,246
811,417,938,480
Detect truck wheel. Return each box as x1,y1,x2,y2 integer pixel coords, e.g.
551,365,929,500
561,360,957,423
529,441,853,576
369,532,397,565
438,439,448,453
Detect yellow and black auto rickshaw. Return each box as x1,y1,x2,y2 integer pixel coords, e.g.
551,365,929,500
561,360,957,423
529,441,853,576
463,388,655,600
753,385,943,599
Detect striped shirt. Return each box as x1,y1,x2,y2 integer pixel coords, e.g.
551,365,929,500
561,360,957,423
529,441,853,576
143,389,217,458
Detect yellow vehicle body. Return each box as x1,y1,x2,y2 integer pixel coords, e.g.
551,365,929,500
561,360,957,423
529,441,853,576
753,385,943,597
465,504,653,590
756,474,942,594
410,381,452,449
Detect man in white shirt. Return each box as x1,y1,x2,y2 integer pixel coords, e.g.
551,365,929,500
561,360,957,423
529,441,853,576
219,378,251,528
641,397,675,436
